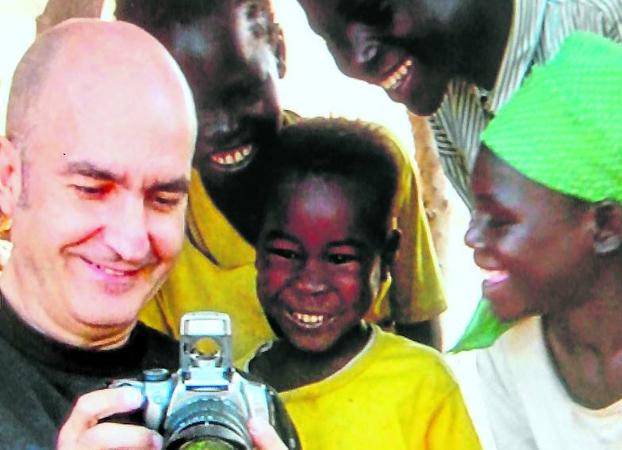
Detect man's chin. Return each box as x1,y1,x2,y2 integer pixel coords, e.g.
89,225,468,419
400,89,447,116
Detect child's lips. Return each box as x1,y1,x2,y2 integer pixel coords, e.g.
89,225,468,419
483,270,509,286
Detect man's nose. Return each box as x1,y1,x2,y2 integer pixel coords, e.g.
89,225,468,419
105,196,151,263
294,260,329,295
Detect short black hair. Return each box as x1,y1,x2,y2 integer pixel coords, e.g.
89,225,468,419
116,0,276,29
258,117,401,244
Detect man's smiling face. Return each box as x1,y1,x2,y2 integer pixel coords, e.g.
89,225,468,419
3,40,195,340
297,0,462,115
125,0,285,182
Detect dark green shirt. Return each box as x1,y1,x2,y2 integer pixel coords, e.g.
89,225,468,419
0,292,178,450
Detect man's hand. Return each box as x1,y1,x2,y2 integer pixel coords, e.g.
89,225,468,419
248,417,288,450
57,387,163,450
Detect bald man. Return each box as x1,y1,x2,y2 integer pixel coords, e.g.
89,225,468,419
0,19,196,449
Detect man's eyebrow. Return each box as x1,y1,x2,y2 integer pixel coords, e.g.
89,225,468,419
61,161,190,194
147,177,191,194
60,161,125,183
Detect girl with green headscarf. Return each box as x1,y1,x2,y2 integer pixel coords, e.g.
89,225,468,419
452,32,622,450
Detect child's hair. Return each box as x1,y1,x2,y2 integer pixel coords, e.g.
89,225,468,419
115,0,278,31
258,117,401,243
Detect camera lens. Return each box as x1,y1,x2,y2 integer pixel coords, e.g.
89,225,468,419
164,398,251,450
179,439,236,450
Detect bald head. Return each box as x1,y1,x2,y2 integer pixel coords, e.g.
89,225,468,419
0,20,198,346
7,19,196,149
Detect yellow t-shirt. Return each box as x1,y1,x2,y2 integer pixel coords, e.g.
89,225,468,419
139,113,446,360
266,325,481,450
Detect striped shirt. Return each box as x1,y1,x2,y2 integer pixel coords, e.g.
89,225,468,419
430,0,622,208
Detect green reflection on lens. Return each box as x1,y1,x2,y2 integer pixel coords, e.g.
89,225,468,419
179,438,236,450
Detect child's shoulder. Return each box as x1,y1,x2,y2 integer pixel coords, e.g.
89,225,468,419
372,324,444,362
367,325,458,390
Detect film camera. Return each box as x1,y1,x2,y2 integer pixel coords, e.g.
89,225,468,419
109,311,299,450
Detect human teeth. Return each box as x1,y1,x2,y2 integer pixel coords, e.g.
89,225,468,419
97,264,127,276
209,145,254,166
293,312,325,325
380,58,413,91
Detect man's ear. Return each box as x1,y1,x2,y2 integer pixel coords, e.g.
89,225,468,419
380,228,401,280
273,25,287,79
591,200,622,255
0,137,22,219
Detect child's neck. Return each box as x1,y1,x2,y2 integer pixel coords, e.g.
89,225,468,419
251,322,372,392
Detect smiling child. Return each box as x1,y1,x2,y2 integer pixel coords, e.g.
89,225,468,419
463,33,622,449
246,118,481,449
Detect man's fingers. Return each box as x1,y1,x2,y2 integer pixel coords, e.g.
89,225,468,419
248,417,288,450
57,387,144,449
70,386,144,423
78,423,162,450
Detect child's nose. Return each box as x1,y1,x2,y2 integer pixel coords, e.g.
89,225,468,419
294,260,328,295
464,216,484,250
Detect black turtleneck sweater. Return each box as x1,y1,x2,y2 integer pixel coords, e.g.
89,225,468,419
0,293,178,449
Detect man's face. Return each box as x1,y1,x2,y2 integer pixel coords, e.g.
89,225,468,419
465,149,595,322
5,82,194,338
137,0,284,183
256,176,385,353
297,0,461,115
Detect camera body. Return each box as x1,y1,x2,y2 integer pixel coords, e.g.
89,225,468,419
109,312,298,450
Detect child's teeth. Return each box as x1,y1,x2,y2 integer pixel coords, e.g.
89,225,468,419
294,312,325,324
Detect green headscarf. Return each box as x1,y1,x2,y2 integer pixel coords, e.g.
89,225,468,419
452,32,622,352
482,32,622,203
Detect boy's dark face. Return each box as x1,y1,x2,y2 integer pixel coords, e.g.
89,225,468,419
120,0,284,184
255,175,387,353
465,148,595,322
296,0,460,115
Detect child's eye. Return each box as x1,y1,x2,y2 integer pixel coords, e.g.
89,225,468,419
327,254,358,265
486,216,512,229
267,247,301,260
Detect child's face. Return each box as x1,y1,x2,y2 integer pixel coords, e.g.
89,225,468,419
465,149,595,321
256,175,386,353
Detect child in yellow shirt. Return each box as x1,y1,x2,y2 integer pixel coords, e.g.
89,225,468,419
247,118,481,450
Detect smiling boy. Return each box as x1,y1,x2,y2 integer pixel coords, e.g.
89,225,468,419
248,118,481,450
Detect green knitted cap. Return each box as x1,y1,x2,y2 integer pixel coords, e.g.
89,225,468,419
482,32,622,204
